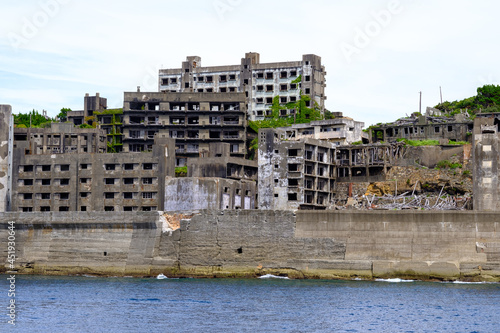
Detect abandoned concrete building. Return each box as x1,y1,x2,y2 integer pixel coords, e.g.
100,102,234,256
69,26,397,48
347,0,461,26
473,113,500,210
122,91,248,166
13,122,107,154
370,112,473,143
0,105,258,212
158,52,327,121
276,115,366,145
67,93,108,126
12,137,175,212
257,128,407,210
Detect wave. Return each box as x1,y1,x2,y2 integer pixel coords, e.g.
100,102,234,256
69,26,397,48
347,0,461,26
156,273,168,280
258,274,289,280
375,278,415,283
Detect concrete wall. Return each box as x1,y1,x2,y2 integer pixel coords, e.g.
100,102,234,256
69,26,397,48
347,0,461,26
2,210,500,280
0,105,12,212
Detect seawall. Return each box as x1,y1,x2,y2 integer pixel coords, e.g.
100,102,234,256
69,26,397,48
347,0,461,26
1,210,500,281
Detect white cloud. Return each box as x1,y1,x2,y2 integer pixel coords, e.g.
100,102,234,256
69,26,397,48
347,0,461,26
1,0,499,126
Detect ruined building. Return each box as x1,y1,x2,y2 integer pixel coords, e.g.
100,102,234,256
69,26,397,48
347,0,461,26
370,111,473,143
258,128,404,210
12,136,175,212
276,115,366,145
473,113,500,210
122,91,247,166
67,93,107,126
158,53,327,121
13,122,107,154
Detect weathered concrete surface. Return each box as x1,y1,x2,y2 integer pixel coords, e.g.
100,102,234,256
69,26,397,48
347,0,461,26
2,210,500,281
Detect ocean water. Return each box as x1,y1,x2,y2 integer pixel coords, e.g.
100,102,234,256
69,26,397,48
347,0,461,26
2,275,500,332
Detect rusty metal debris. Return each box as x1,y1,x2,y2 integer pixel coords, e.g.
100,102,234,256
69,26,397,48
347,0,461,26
337,190,471,211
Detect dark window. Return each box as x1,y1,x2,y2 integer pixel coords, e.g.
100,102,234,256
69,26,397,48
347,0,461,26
81,206,87,211
59,206,69,211
60,179,69,186
123,163,134,170
305,75,311,81
123,192,134,199
105,178,115,185
60,164,70,171
288,193,297,201
41,193,50,200
23,193,33,200
143,163,153,170
80,192,89,198
41,165,51,172
105,192,115,199
105,164,116,171
142,178,153,185
81,164,88,169
59,193,69,200
123,178,135,185
104,206,114,211
40,206,50,212
22,207,33,212
23,165,33,172
42,179,50,186
80,178,89,184
266,72,273,79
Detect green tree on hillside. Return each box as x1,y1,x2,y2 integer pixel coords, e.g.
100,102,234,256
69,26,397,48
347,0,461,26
14,110,52,128
435,84,500,116
57,107,71,122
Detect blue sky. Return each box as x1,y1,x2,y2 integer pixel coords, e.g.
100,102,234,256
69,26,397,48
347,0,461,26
1,0,499,126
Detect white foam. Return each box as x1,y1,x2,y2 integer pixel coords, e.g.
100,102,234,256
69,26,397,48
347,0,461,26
156,273,168,280
375,278,415,283
452,281,493,284
258,274,289,280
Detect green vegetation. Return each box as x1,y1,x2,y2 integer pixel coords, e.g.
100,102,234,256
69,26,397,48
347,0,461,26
248,95,323,133
462,170,471,176
14,110,53,128
79,123,93,129
93,108,123,153
434,84,500,117
436,160,462,170
175,166,187,177
396,138,440,146
351,140,363,145
57,107,71,122
447,140,468,145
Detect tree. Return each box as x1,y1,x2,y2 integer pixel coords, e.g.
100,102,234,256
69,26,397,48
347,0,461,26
57,108,71,122
13,110,52,128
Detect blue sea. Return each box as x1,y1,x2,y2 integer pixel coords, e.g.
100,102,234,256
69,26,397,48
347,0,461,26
2,275,500,332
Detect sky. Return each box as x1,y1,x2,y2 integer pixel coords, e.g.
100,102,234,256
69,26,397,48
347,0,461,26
0,0,499,127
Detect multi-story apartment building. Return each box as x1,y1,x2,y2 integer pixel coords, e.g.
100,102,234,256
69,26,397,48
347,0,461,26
370,112,473,143
122,91,247,166
158,52,326,121
258,128,337,210
67,93,107,126
13,122,107,154
11,137,175,212
276,116,366,145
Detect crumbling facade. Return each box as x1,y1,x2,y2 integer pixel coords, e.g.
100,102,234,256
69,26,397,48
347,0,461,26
13,122,107,154
258,128,337,210
276,116,366,145
258,128,403,210
12,138,175,212
122,91,247,166
0,105,13,212
473,113,500,210
370,112,473,143
67,93,107,126
158,53,326,121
